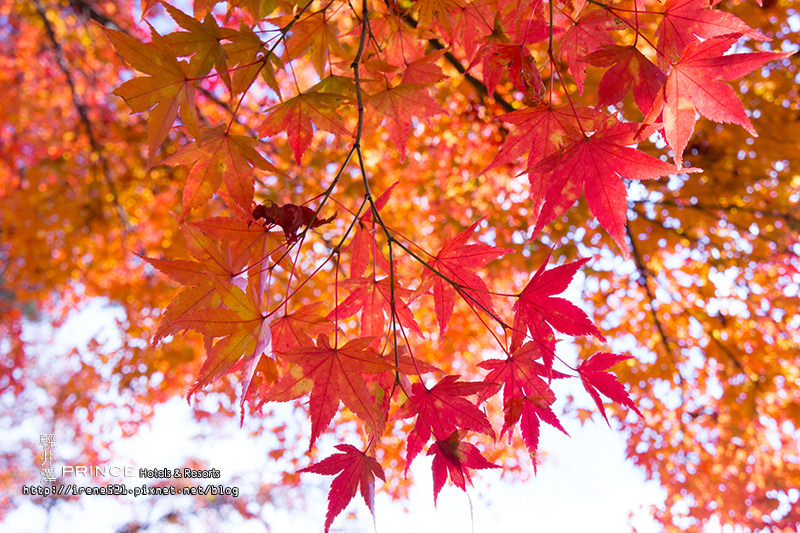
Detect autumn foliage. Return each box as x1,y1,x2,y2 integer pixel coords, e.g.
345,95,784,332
1,0,799,531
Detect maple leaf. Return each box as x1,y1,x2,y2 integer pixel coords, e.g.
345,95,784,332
140,0,159,18
181,222,247,278
329,276,422,342
529,119,690,252
367,7,426,66
478,342,569,468
187,216,289,299
366,83,443,159
393,375,494,472
577,352,643,425
151,219,282,348
282,10,346,76
243,353,280,410
414,0,464,36
223,25,282,97
558,9,615,92
104,25,199,156
150,220,267,344
270,302,331,353
300,444,385,533
270,335,393,448
141,255,209,286
401,51,447,85
486,105,600,174
655,0,767,66
495,0,549,46
186,278,271,404
161,126,275,215
162,3,237,83
153,284,216,345
423,220,511,334
451,0,514,58
427,430,500,504
512,251,605,369
585,45,666,114
348,182,398,279
644,34,792,165
259,77,354,164
471,42,544,100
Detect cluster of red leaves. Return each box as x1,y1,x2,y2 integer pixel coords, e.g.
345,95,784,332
146,206,645,526
107,0,791,530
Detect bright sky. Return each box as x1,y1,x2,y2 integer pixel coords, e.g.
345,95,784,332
5,393,668,533
3,289,676,533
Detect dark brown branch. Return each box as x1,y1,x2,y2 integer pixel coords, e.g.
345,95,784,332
68,0,120,29
628,215,762,394
68,1,263,139
626,225,675,358
625,224,689,395
35,0,130,229
427,39,516,113
631,199,798,258
387,5,515,113
632,198,800,225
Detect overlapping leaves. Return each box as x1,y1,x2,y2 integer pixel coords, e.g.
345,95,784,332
103,0,793,530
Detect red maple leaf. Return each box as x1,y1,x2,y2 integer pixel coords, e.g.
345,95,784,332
495,0,549,46
300,444,385,533
141,255,209,287
471,42,544,100
268,335,393,448
644,34,791,165
348,182,397,279
655,0,767,66
401,50,447,85
393,375,494,472
485,105,600,176
187,216,289,296
185,278,271,404
259,79,353,164
423,220,511,334
159,129,236,216
577,352,643,425
162,3,237,87
478,342,569,469
270,302,331,353
585,45,666,114
529,119,688,252
512,252,605,369
427,430,500,504
105,25,199,156
329,276,422,343
366,83,443,159
558,9,615,92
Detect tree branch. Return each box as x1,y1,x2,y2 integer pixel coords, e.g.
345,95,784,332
386,5,515,113
631,198,800,225
35,0,130,230
626,225,675,358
